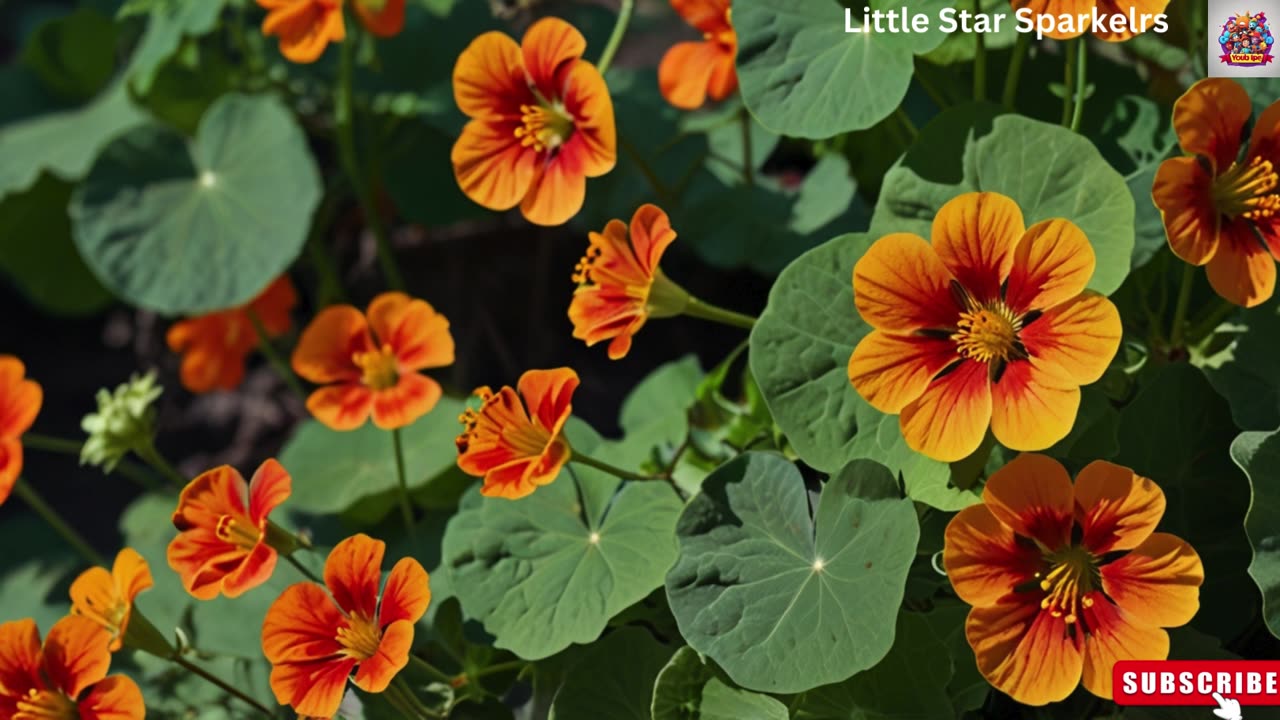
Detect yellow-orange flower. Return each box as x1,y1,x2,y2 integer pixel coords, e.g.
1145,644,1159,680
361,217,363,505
1153,78,1280,307
69,548,154,652
166,276,297,394
168,459,292,600
0,355,41,508
291,292,455,431
659,0,738,109
262,533,430,718
452,18,617,227
0,616,145,720
570,204,687,359
944,454,1203,705
1009,0,1169,40
456,368,578,500
848,192,1122,462
257,0,405,64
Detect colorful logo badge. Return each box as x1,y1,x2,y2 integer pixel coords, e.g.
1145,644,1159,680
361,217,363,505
1219,11,1275,66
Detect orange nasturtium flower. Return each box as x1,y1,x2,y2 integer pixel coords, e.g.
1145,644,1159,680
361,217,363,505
291,292,455,431
1009,0,1169,40
456,368,579,500
570,204,688,359
848,191,1122,462
452,18,617,227
0,616,144,719
659,0,738,109
166,276,297,394
69,548,154,652
944,454,1204,705
262,533,430,718
1153,78,1280,308
0,355,41,507
168,459,293,600
257,0,406,64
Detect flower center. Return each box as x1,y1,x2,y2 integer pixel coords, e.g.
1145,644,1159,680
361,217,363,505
951,304,1021,363
515,102,574,153
336,613,382,661
17,688,77,719
1212,155,1280,221
353,344,400,391
215,515,262,551
1036,545,1098,625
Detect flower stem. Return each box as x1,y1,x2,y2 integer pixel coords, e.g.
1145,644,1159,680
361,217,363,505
283,552,323,584
391,676,442,719
335,22,404,292
972,0,986,101
1060,39,1076,127
391,428,416,541
1187,299,1239,344
12,478,106,567
409,653,455,685
22,434,161,491
1170,262,1196,348
246,308,306,401
572,453,668,482
1069,36,1088,133
134,440,187,489
171,655,276,718
596,0,634,75
740,109,754,187
683,296,757,330
1002,32,1030,110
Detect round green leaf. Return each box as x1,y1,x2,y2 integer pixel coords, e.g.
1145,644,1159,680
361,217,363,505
733,0,953,139
665,453,918,693
549,627,676,720
651,646,789,720
749,232,979,510
1230,429,1280,640
71,93,321,314
441,426,684,660
869,108,1134,296
1202,300,1280,431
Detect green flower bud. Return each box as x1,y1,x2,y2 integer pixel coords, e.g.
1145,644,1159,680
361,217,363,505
80,371,163,472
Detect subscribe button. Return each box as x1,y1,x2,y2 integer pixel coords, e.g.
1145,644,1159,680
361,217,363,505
1114,661,1280,707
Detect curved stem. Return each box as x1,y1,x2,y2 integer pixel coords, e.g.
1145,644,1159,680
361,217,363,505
1060,39,1076,127
134,440,186,488
391,428,416,541
596,0,634,76
246,309,306,401
283,553,323,584
409,653,455,685
1002,32,1030,110
391,676,442,719
12,479,106,567
1170,262,1196,348
572,453,668,482
1069,36,1088,133
972,0,986,101
474,660,529,679
683,296,757,330
171,655,275,718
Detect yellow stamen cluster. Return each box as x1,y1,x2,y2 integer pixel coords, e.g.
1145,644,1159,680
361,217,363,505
353,344,400,391
336,614,382,661
1213,155,1280,221
455,387,495,454
952,303,1022,363
573,244,603,285
216,515,261,551
1036,546,1098,626
515,103,574,154
18,688,77,719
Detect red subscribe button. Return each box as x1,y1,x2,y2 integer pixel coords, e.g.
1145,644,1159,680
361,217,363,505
1114,661,1280,706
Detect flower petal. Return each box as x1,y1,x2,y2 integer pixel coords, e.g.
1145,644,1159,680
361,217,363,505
262,0,344,64
41,616,111,698
291,305,370,384
561,61,616,178
1074,460,1165,554
219,541,278,599
1100,533,1203,628
0,438,21,506
248,276,297,337
370,373,443,430
453,31,529,120
1080,595,1170,700
366,293,455,372
453,119,539,213
353,0,403,37
659,41,722,110
1003,219,1096,314
848,331,956,414
380,557,431,627
1172,78,1251,173
569,285,646,359
629,204,677,275
521,148,588,226
1205,220,1277,307
1018,292,1122,387
270,655,357,718
982,453,1075,550
1153,156,1220,266
0,355,41,440
990,360,1081,452
672,0,733,33
325,534,384,619
167,531,247,600
522,18,587,103
352,620,413,693
114,548,154,611
174,465,249,531
306,383,375,431
248,458,291,527
69,567,127,650
517,367,579,433
931,192,1025,304
944,504,1043,607
967,597,1084,706
262,583,345,665
78,674,146,720
853,233,959,333
478,458,541,499
0,618,42,698
899,359,992,462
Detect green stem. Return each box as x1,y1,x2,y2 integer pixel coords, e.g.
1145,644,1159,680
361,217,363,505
596,0,634,75
1070,36,1088,133
913,59,951,110
409,653,455,685
134,441,186,488
683,296,757,330
283,552,323,584
894,107,918,142
1061,39,1076,127
1002,32,1030,110
972,0,986,101
335,23,404,292
1187,300,1239,344
246,309,306,401
391,676,442,719
620,138,675,207
23,433,161,491
572,453,668,482
740,110,754,187
171,655,275,718
12,478,106,567
474,660,528,679
1170,262,1196,348
391,428,416,541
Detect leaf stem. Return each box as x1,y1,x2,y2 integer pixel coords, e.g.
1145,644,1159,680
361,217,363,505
171,655,276,718
972,0,986,101
1061,38,1076,127
1002,32,1030,110
1070,36,1088,133
409,653,455,685
22,433,160,491
572,453,668,482
596,0,634,76
474,660,528,679
1187,299,1239,344
134,440,187,489
1170,262,1196,348
391,427,416,541
12,478,106,567
683,296,757,330
283,552,323,584
246,308,306,401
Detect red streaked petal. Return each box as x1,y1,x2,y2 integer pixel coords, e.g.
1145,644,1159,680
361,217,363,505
967,597,1084,706
220,541,278,598
1003,219,1096,314
1100,533,1203,628
1074,461,1165,554
521,147,588,227
452,120,539,213
1172,78,1251,173
982,453,1075,550
79,673,146,720
0,618,42,697
989,360,1081,452
517,368,579,433
0,355,41,440
629,204,677,275
1080,595,1170,699
944,504,1042,607
659,41,721,110
931,192,1025,304
561,61,616,178
1205,220,1277,307
1019,292,1122,388
261,583,346,665
521,17,587,103
353,0,403,37
379,558,431,628
899,359,991,463
848,331,956,414
0,439,21,507
306,383,375,431
452,31,528,120
325,534,384,619
853,233,959,333
41,616,111,698
366,294,455,372
370,374,442,430
248,458,291,527
352,620,413,693
269,656,357,718
1152,156,1220,266
291,305,370,384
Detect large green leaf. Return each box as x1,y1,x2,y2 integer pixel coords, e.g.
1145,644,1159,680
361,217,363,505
1229,429,1280,640
71,93,321,314
665,453,918,693
1094,95,1177,269
125,0,229,95
607,355,703,469
1202,300,1280,431
278,396,465,517
733,0,953,138
548,627,675,720
441,425,684,660
749,232,979,510
869,109,1134,296
651,647,788,720
21,7,118,103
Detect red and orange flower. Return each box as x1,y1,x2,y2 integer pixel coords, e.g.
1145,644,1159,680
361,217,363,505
166,276,297,394
456,367,579,500
291,292,455,431
848,192,1122,462
570,204,687,359
1153,78,1280,307
944,454,1203,705
168,459,293,600
659,0,738,109
0,355,41,507
262,533,430,718
69,548,154,652
258,0,406,64
1009,0,1169,40
452,18,617,227
0,616,145,719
